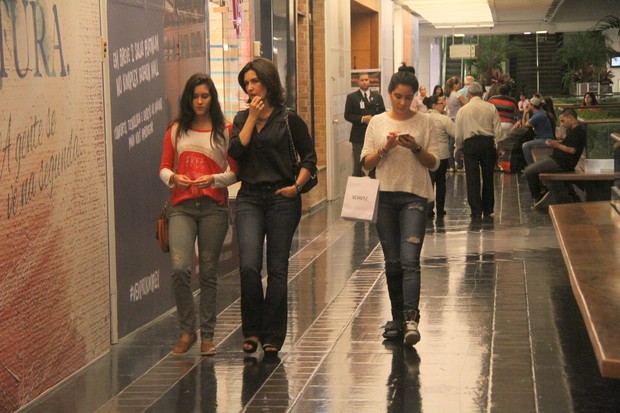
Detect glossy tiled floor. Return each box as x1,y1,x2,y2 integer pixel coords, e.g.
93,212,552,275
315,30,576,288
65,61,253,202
20,173,620,413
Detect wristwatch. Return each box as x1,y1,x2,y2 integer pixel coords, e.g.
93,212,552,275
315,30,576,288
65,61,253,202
411,144,422,153
294,183,303,194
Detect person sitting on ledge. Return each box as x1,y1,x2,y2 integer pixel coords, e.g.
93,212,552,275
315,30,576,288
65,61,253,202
524,108,586,209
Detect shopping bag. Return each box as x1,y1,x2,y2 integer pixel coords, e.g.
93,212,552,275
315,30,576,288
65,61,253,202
340,176,380,223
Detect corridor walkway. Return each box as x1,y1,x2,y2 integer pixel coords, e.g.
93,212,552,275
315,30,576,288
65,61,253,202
20,173,620,412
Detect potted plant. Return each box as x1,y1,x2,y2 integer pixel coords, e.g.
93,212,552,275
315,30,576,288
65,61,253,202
557,27,617,95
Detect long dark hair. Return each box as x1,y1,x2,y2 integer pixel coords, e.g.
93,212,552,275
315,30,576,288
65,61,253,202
583,92,598,106
176,73,226,146
238,57,286,107
388,64,418,93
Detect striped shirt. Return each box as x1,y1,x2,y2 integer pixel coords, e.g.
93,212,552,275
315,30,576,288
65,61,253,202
488,94,518,124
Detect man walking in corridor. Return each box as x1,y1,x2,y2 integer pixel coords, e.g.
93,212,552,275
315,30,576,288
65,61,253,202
455,82,504,219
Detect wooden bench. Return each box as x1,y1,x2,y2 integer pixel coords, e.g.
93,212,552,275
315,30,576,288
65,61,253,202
549,202,620,378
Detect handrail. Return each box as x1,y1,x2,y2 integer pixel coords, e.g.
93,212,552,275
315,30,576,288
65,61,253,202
578,118,620,124
556,103,620,109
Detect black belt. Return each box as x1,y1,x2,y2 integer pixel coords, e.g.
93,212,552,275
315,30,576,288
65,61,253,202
241,181,291,191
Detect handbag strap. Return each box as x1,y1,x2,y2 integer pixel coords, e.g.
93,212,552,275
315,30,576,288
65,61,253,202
284,108,300,167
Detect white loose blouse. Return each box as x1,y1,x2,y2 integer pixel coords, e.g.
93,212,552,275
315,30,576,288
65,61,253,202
361,111,439,201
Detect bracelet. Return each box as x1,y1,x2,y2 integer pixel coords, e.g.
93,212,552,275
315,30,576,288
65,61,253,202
411,144,422,154
378,147,387,158
294,183,303,194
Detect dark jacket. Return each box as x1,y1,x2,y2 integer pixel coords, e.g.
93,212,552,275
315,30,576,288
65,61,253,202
229,105,317,185
344,89,386,144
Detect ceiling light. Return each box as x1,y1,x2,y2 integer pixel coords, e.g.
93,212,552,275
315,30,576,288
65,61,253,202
402,0,494,28
536,30,547,34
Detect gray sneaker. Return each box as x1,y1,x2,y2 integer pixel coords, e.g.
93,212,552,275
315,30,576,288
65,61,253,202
532,191,551,209
381,320,403,340
403,320,421,346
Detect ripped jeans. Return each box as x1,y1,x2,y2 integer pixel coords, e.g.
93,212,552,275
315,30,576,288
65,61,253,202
375,191,428,321
168,197,229,340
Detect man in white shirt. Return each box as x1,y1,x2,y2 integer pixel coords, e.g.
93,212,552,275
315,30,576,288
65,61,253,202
457,75,474,99
455,82,504,219
427,95,455,217
412,85,428,113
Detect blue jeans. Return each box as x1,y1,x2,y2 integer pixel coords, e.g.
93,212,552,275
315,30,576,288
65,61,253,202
235,184,301,349
522,138,549,165
168,197,230,340
375,192,428,321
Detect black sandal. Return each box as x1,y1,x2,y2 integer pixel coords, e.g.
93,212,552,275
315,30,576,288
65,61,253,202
243,337,259,354
262,344,279,358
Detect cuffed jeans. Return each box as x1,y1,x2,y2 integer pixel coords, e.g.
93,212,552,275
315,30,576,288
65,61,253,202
235,184,301,349
169,197,229,340
375,192,428,321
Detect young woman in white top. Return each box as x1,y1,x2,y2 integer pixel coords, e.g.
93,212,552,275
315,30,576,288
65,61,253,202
361,64,439,347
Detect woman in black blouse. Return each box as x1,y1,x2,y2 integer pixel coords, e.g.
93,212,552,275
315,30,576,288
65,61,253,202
229,58,317,358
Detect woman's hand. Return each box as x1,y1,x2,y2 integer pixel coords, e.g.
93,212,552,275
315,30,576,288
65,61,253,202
172,174,192,190
384,132,400,151
276,185,299,198
248,96,266,122
193,175,214,189
396,133,419,151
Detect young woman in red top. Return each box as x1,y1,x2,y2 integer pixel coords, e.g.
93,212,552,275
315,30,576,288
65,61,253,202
159,73,238,356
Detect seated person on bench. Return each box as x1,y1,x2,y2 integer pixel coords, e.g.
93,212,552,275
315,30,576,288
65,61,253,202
513,96,555,165
524,108,586,209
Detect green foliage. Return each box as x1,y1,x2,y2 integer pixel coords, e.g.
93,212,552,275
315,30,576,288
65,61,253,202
585,122,619,158
557,30,617,90
576,109,611,120
592,15,620,37
464,35,530,86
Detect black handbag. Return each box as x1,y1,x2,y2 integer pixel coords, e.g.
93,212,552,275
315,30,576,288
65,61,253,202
284,109,318,193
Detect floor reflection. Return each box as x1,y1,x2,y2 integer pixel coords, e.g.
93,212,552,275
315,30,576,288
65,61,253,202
384,341,422,413
21,173,620,413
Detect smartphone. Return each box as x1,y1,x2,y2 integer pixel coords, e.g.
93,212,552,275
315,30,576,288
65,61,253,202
397,133,410,141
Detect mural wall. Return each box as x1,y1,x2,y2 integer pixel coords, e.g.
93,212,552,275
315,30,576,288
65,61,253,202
0,0,252,410
0,1,109,411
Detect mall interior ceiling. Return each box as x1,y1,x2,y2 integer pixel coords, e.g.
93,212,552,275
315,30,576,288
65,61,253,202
414,0,620,36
